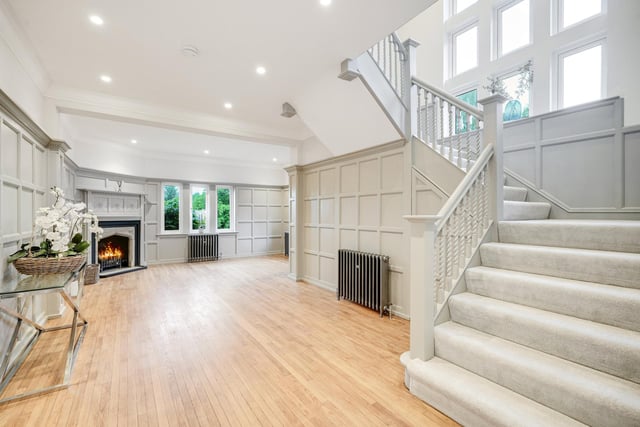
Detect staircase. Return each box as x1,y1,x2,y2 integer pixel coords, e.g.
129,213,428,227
405,182,640,426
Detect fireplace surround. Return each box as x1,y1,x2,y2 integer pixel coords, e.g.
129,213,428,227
92,220,144,277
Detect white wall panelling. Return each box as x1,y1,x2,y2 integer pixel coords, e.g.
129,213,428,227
504,97,640,216
291,142,411,317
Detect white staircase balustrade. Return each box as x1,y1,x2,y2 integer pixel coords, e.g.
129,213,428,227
412,77,484,172
368,33,407,101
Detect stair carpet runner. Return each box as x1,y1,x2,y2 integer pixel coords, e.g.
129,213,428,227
405,182,640,426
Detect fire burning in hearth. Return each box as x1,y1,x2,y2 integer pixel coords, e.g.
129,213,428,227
99,242,123,261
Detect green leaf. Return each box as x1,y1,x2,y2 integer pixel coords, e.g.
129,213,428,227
71,233,83,244
7,250,27,263
31,249,47,258
20,242,30,250
62,250,78,257
73,241,90,252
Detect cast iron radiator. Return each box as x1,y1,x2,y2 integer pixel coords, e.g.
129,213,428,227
187,234,219,262
337,249,390,317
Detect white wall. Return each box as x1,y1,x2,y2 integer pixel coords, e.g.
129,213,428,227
399,0,640,126
290,142,411,318
0,3,47,130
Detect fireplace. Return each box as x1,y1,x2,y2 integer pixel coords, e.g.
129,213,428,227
92,220,144,277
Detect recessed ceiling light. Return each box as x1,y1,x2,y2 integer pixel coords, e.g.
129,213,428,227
204,150,210,155
272,157,278,162
320,0,332,6
100,75,112,83
89,15,104,26
256,66,266,75
224,102,233,110
181,45,200,57
131,139,137,144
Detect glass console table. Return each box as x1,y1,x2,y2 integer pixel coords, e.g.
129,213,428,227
0,264,87,404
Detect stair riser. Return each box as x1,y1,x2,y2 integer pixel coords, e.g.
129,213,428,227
480,244,640,289
449,295,640,383
503,201,550,220
435,326,640,427
466,268,640,332
499,221,640,253
503,186,527,202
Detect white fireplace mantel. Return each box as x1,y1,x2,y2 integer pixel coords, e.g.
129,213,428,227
86,191,143,219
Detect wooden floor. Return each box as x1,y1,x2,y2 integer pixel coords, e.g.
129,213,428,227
0,256,457,426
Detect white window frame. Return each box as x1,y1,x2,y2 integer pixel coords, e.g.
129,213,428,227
214,185,235,233
160,182,183,234
496,0,532,58
451,0,478,16
189,183,210,234
496,63,534,120
555,0,607,33
555,38,606,110
451,22,479,78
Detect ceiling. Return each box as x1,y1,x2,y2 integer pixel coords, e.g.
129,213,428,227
4,0,431,167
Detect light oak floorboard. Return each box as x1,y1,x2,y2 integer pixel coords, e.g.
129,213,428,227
0,255,457,426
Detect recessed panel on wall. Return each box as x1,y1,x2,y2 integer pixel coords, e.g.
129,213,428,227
20,189,33,234
281,189,289,206
319,168,337,196
2,183,18,235
319,256,337,286
380,193,403,228
35,147,46,187
289,201,296,223
237,188,252,205
381,153,403,191
304,226,319,252
253,237,268,253
304,253,319,279
253,222,267,237
2,123,19,179
624,131,640,207
358,230,379,254
147,205,159,222
237,222,252,238
268,222,283,236
253,206,267,221
541,103,615,140
389,270,406,316
268,206,281,221
359,195,379,227
504,148,536,184
124,197,140,212
236,205,252,222
145,223,158,238
253,189,268,205
504,121,536,148
268,237,282,252
541,137,615,208
146,243,158,262
340,163,358,194
20,138,33,184
283,204,289,222
219,234,236,257
380,232,403,267
359,159,379,193
90,196,108,213
145,184,159,204
319,228,336,254
340,196,357,225
237,238,252,254
268,189,281,206
158,237,186,261
304,199,318,224
319,198,335,225
305,171,319,197
339,229,357,250
35,191,45,211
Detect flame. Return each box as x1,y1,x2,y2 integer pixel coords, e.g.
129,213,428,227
99,242,123,260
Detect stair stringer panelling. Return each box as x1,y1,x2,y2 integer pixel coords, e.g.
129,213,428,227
298,142,411,318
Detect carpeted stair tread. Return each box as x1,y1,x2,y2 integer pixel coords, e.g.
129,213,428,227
404,356,586,427
480,242,640,289
465,266,640,332
435,322,640,427
449,292,640,382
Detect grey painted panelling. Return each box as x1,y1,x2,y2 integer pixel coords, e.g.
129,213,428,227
541,103,617,140
624,130,640,208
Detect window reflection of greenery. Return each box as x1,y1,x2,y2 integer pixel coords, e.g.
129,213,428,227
192,190,207,230
456,89,479,133
217,188,230,230
164,185,180,231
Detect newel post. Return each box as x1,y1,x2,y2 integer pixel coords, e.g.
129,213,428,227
402,39,420,143
478,95,507,222
404,215,439,361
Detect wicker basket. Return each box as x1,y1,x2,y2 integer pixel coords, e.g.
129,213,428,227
13,255,86,275
85,264,100,285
